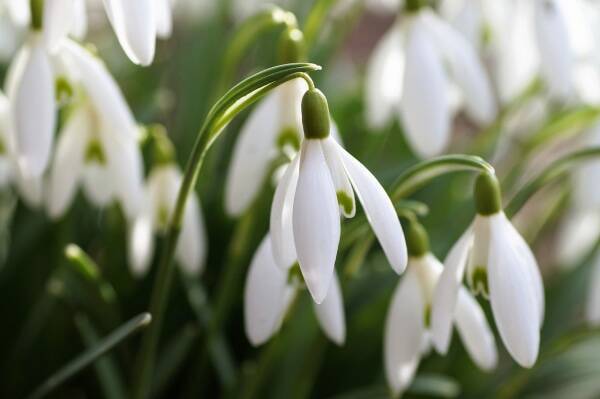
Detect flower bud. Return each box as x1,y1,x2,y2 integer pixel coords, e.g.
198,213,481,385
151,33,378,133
474,173,502,216
301,89,330,139
278,28,306,64
405,219,429,258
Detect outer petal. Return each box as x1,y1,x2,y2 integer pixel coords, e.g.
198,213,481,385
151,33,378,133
225,85,282,216
176,190,208,276
488,213,540,368
43,0,75,52
384,269,425,396
313,273,346,345
321,137,355,218
270,153,300,269
454,289,498,371
8,35,56,178
46,107,90,219
82,164,114,206
337,141,407,274
292,140,340,304
60,40,139,141
585,253,600,326
364,23,404,130
431,223,474,354
400,16,450,158
244,236,296,346
421,11,497,125
534,0,573,101
155,0,173,39
102,0,156,66
70,0,88,40
129,207,154,277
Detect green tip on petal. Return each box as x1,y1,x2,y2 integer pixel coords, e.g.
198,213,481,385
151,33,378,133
470,267,489,298
405,219,429,258
85,139,107,165
337,191,354,216
55,76,74,105
474,172,502,216
404,0,428,12
276,126,301,152
301,88,330,139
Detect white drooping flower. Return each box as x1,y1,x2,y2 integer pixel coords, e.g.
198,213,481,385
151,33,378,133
129,163,207,277
244,235,345,346
365,6,496,158
385,251,497,395
101,0,177,66
225,77,343,217
4,0,87,179
46,40,144,220
270,88,407,303
431,173,544,368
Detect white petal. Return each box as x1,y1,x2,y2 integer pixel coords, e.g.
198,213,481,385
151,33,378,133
155,0,173,39
384,269,425,396
82,164,114,206
454,289,498,371
129,209,154,277
225,85,283,216
534,0,573,101
586,253,600,326
4,0,31,26
337,141,407,274
431,223,474,354
46,107,89,219
15,172,44,208
176,190,207,276
270,153,300,269
400,16,450,158
70,0,88,40
244,236,296,346
102,0,156,66
365,23,404,130
102,131,144,220
43,0,75,52
61,40,139,141
8,35,56,178
292,140,340,304
321,137,355,218
488,213,541,368
313,273,346,345
421,11,497,125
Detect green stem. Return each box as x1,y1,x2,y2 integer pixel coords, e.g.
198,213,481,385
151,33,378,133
131,63,320,399
505,147,600,218
28,313,151,399
217,6,298,94
389,155,495,201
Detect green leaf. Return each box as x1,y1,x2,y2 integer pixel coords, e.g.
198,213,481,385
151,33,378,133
28,313,152,399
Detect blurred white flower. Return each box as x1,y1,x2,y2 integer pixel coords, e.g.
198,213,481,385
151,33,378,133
431,190,544,368
1,0,30,27
270,89,407,303
365,8,496,158
46,40,144,219
244,235,345,346
129,163,207,277
385,253,497,395
101,0,176,66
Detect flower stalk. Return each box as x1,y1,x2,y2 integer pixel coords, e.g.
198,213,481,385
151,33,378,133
132,63,320,399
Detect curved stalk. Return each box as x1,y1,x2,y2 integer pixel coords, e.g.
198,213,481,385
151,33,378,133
390,155,495,201
132,63,320,399
505,147,600,218
217,6,298,94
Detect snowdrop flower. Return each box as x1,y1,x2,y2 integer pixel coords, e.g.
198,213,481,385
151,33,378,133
385,220,497,395
431,173,544,368
46,40,144,220
129,163,207,277
101,0,177,66
365,2,496,158
270,87,407,303
244,235,345,346
225,78,307,217
5,0,87,179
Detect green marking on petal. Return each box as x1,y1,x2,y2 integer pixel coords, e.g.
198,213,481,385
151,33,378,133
0,138,6,156
287,262,303,285
277,127,301,152
470,267,489,298
84,139,106,165
55,76,74,104
337,191,354,216
424,304,431,328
